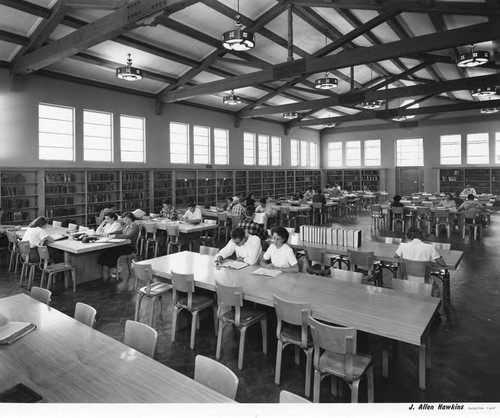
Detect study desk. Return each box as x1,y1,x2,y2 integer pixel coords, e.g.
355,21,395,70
137,251,441,389
0,293,233,403
18,226,130,284
142,219,218,234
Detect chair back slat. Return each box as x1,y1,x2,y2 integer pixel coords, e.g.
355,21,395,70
17,241,31,261
377,236,402,245
273,294,311,326
132,262,154,295
171,270,195,294
200,245,219,256
74,302,97,328
397,258,431,283
347,249,374,273
194,355,239,400
391,278,432,297
309,316,357,355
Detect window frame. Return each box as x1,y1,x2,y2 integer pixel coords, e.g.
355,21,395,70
83,109,113,162
169,121,189,164
192,125,211,165
38,102,75,161
120,114,146,163
396,138,424,167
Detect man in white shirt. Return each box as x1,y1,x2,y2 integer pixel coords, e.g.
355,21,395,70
395,227,446,267
461,184,477,196
215,227,262,266
182,202,202,223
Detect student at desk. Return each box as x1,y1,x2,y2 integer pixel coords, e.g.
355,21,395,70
260,226,299,273
214,227,262,266
159,198,176,220
312,189,327,205
395,227,446,271
96,212,122,236
436,193,456,209
182,202,202,224
461,184,477,196
23,216,55,262
237,205,269,242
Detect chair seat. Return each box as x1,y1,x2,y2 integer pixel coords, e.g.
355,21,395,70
318,351,372,381
281,323,313,347
177,294,214,311
221,306,266,326
139,281,172,296
44,262,74,273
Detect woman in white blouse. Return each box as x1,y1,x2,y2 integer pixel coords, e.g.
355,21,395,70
96,212,122,236
260,226,299,273
436,193,457,209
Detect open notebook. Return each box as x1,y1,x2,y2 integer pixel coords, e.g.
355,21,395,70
50,233,68,241
220,260,248,270
251,267,282,277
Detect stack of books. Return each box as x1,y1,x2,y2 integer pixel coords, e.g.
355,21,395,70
299,225,361,247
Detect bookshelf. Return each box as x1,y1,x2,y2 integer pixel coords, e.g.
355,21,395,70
262,171,274,196
121,170,150,212
305,170,321,189
216,171,233,204
44,171,86,224
248,171,262,196
86,171,121,226
465,168,490,195
491,169,500,195
361,170,380,191
197,171,216,207
0,170,38,223
326,169,382,191
153,170,173,212
234,170,247,197
326,170,344,189
286,171,295,196
275,171,286,197
174,171,196,207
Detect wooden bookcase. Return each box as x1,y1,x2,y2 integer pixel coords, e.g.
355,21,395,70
0,170,39,223
44,171,86,224
262,171,274,196
438,167,498,195
216,171,233,204
248,171,262,195
121,170,150,212
234,170,247,197
153,170,173,212
275,170,286,197
325,169,382,192
174,171,196,207
197,171,216,207
86,170,121,226
286,171,295,196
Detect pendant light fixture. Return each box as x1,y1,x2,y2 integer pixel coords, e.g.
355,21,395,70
221,0,255,51
457,45,489,68
471,86,497,97
361,65,382,109
314,33,338,89
480,98,499,114
283,111,299,120
323,122,336,128
116,53,143,81
392,115,407,122
223,90,241,105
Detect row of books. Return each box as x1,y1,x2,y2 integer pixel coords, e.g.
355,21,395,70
4,211,30,221
299,225,362,247
88,184,117,192
45,208,77,217
45,173,78,183
45,185,77,194
46,196,74,206
87,194,116,203
2,198,32,209
122,182,148,191
123,173,147,181
89,173,118,182
1,173,27,183
1,186,26,196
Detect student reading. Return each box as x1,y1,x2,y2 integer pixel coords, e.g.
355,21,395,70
259,226,299,273
214,227,262,266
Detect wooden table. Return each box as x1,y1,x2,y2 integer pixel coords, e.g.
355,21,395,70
18,226,130,284
142,219,218,234
0,293,233,403
137,251,441,389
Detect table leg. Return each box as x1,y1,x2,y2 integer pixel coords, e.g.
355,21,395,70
443,270,451,308
419,339,429,390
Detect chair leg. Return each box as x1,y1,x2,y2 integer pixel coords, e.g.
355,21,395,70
150,296,156,327
305,348,312,398
238,326,247,370
367,366,374,402
216,320,224,359
71,269,76,292
28,266,36,290
313,370,321,403
190,311,198,349
350,380,360,403
134,294,143,321
171,306,179,342
294,345,300,365
274,340,283,384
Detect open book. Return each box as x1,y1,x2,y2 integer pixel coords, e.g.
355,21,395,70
0,321,36,345
220,260,248,270
251,267,282,277
50,233,68,241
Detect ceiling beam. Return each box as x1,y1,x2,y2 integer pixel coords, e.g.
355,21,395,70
0,0,51,18
0,29,29,46
11,0,185,75
289,0,500,16
64,0,127,8
161,21,499,103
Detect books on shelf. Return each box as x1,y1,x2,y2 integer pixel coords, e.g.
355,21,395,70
0,317,36,345
299,225,361,247
251,267,282,277
220,260,248,270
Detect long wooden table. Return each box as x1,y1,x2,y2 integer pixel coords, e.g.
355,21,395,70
137,251,441,389
0,293,234,403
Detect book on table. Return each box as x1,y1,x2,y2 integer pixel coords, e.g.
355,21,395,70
50,233,68,241
220,259,248,269
251,267,282,277
0,316,36,345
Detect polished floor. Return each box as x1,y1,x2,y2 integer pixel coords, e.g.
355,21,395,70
1,212,500,403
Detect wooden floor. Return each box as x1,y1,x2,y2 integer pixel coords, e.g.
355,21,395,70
1,212,499,403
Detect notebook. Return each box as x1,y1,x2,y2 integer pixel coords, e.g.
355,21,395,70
251,267,282,277
0,321,37,345
220,260,248,270
50,233,68,241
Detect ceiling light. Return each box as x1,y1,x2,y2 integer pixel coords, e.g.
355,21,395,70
361,100,382,110
392,115,407,122
283,112,298,120
323,122,336,128
315,72,338,89
471,86,497,97
221,0,255,51
223,90,241,105
480,107,499,114
457,45,490,67
116,53,143,81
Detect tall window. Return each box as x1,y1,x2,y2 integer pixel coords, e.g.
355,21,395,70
214,128,229,165
83,110,112,162
38,103,74,161
309,142,317,167
169,122,189,164
193,125,210,164
364,139,381,166
244,132,256,165
290,139,299,166
440,134,461,165
496,132,500,164
396,138,423,166
271,136,281,166
467,133,489,164
345,141,361,166
300,140,308,167
258,134,269,165
327,142,342,167
120,115,145,163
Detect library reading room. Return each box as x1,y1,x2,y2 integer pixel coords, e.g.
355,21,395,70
0,0,499,415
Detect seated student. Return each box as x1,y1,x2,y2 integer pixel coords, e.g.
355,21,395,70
259,226,299,273
244,192,256,208
457,194,485,212
329,184,343,197
182,201,202,223
214,227,262,266
303,187,315,200
452,191,464,207
231,198,246,218
98,212,140,280
222,196,234,211
238,205,269,241
96,212,122,236
395,227,446,270
99,204,117,220
323,184,332,194
291,190,304,201
22,216,55,262
312,188,327,205
391,195,404,207
159,198,176,220
461,184,477,196
436,193,456,209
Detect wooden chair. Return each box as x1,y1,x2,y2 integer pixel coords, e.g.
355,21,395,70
428,242,451,306
217,212,230,242
131,262,172,327
462,209,481,240
303,247,330,277
194,355,239,400
279,390,311,403
311,202,324,224
215,281,267,370
6,230,21,273
416,207,432,234
30,286,51,305
200,245,219,256
74,302,97,328
374,236,402,279
434,209,451,238
123,319,158,358
166,225,192,254
330,268,363,284
369,204,385,230
52,220,63,228
37,246,76,292
68,222,78,231
273,295,313,398
18,241,38,290
279,206,292,227
346,249,381,286
391,206,405,232
309,316,374,403
142,222,159,259
199,220,217,247
397,258,432,284
171,270,216,349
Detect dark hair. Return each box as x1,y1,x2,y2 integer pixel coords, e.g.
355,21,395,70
259,197,267,205
444,193,453,199
231,227,246,240
393,195,402,202
29,216,48,228
226,196,233,202
317,189,323,195
271,226,289,243
467,194,475,201
121,211,136,222
325,184,331,188
187,201,196,208
245,205,256,217
162,198,172,205
406,227,424,241
104,211,118,221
